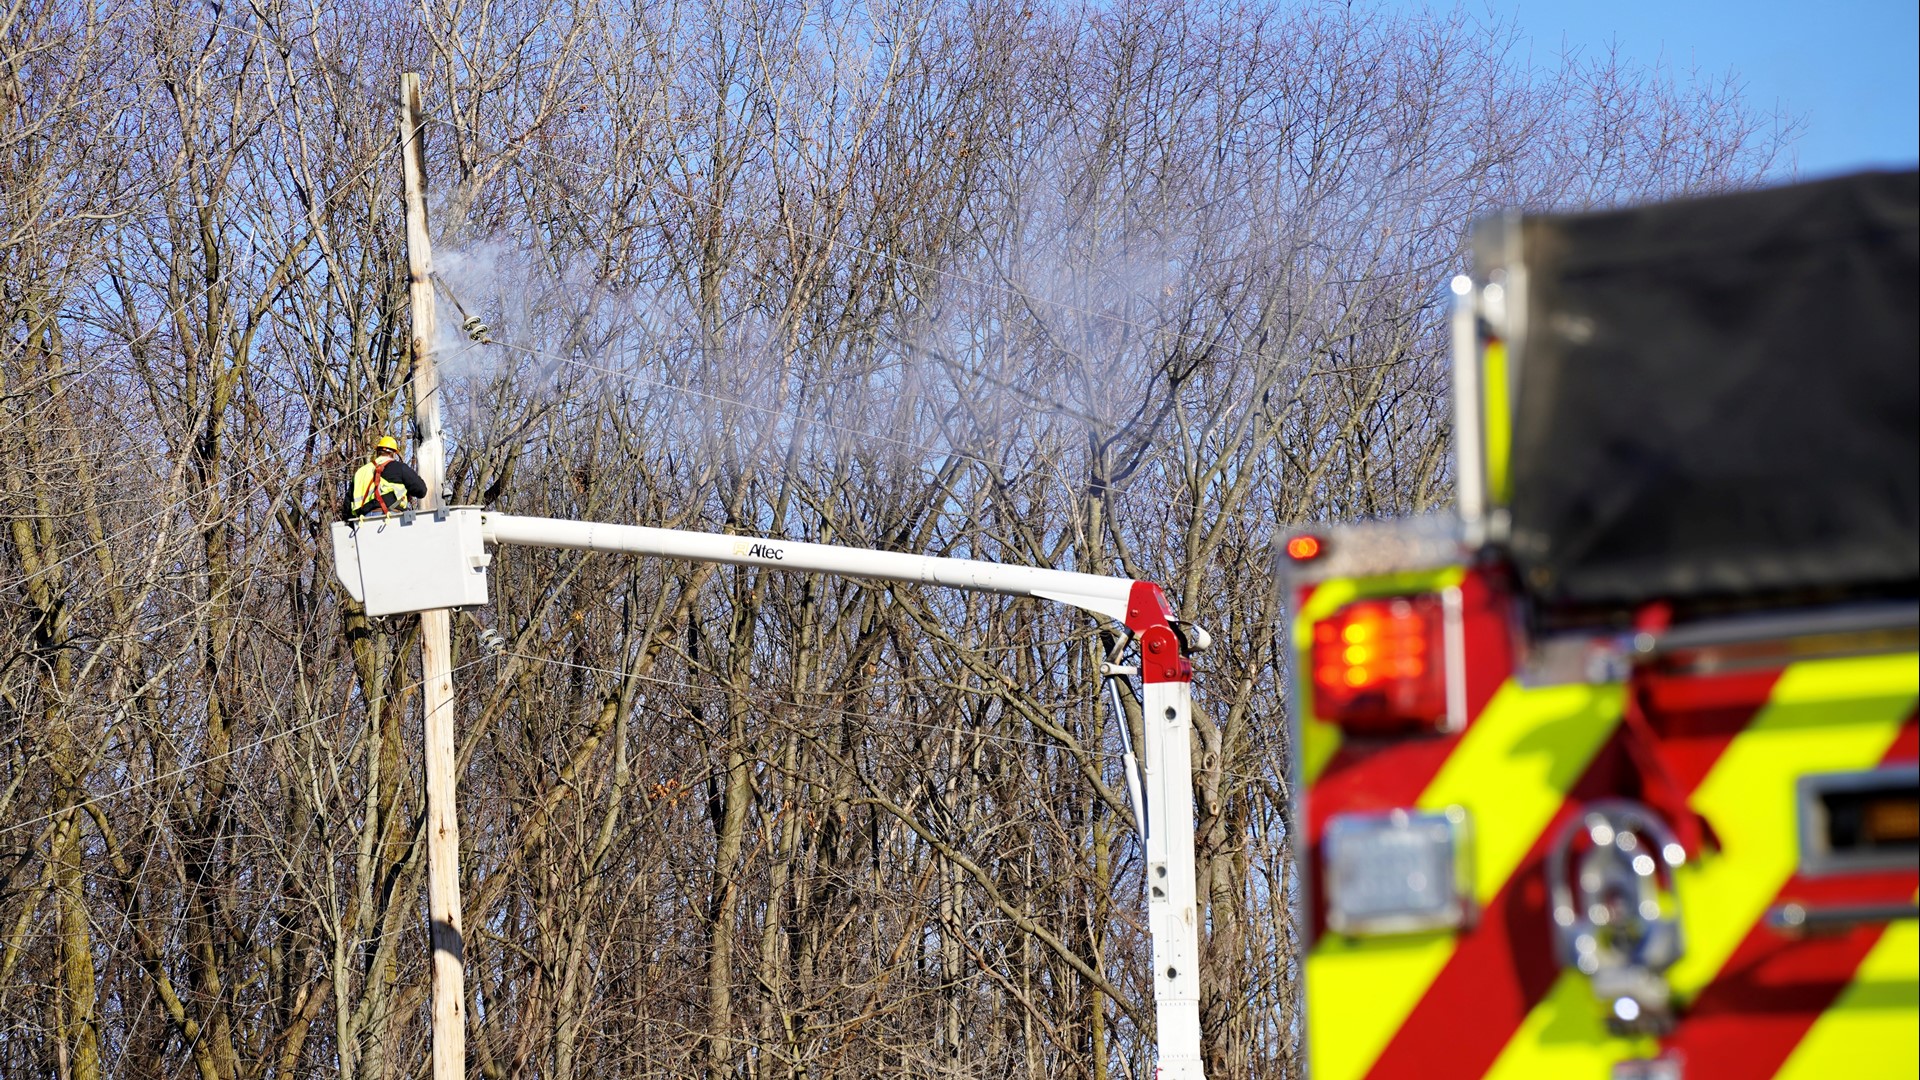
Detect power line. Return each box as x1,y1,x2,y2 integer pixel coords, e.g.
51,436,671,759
0,655,495,842
498,648,1284,791
421,109,1437,384
413,103,1449,531
9,93,412,590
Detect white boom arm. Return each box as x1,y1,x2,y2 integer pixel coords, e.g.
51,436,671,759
330,509,1207,1078
480,513,1137,624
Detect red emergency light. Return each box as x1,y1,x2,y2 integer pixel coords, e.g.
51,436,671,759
1286,535,1325,562
1311,595,1447,729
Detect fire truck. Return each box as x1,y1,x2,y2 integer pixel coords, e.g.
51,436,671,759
1279,170,1919,1079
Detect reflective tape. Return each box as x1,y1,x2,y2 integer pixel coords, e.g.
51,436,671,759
1774,917,1920,1080
1303,646,1920,1080
1305,679,1621,1080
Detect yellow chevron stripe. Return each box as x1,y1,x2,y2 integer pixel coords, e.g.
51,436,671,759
1302,716,1342,792
1420,680,1624,905
1293,568,1466,786
1483,971,1659,1080
1307,933,1457,1080
1482,653,1918,1079
1305,679,1621,1080
1774,916,1920,1080
1483,338,1512,505
1668,653,1917,999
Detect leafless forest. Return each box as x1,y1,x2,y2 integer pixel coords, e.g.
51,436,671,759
1,0,1788,1076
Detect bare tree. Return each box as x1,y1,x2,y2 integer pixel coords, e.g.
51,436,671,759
0,1,1792,1077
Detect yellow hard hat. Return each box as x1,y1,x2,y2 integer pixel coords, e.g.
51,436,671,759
373,434,400,453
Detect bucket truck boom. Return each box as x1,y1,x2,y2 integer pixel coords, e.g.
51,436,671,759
332,508,1209,1079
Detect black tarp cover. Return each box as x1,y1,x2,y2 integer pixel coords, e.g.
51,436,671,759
1505,170,1919,611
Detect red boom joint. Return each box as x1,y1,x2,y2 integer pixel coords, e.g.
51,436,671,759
1125,581,1192,684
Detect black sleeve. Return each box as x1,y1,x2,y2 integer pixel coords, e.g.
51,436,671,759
382,459,429,499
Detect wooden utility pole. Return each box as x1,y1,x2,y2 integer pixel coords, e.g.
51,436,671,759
400,71,466,1080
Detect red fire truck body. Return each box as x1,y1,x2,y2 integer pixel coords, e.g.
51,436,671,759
1282,171,1919,1080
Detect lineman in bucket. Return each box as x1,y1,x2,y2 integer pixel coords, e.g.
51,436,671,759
343,434,428,519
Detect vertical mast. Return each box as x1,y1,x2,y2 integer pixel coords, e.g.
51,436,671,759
1127,582,1207,1079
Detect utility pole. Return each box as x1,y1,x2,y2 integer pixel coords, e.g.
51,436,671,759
400,71,465,1080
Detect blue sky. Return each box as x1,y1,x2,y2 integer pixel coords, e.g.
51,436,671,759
1392,0,1919,178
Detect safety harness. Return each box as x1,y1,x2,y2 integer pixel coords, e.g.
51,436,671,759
352,457,405,518
368,459,393,515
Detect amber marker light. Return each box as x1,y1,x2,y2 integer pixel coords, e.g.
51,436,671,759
1285,535,1324,561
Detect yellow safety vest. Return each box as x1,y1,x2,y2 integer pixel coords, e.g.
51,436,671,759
350,457,409,515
